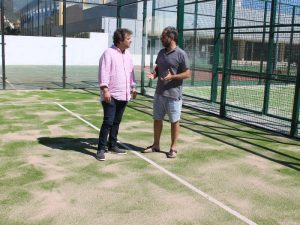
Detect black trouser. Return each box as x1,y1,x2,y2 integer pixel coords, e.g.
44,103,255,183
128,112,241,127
97,98,128,151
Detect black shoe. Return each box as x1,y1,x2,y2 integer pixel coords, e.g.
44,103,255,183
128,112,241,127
96,150,105,161
109,146,127,155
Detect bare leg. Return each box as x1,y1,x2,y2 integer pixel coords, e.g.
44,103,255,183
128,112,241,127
170,121,180,150
153,120,163,149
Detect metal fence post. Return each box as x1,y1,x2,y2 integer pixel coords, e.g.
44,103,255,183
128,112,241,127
177,0,184,48
259,2,268,74
37,0,40,35
287,6,295,76
117,0,122,28
259,1,268,84
1,0,6,90
290,60,300,137
263,0,277,114
229,0,235,75
62,0,66,88
211,0,223,102
148,0,156,88
141,0,147,95
220,0,234,117
191,0,198,86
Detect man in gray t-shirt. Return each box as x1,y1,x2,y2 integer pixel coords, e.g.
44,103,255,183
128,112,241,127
142,26,191,158
155,45,190,101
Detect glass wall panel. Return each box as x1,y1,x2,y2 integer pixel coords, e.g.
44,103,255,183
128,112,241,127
183,1,217,104
145,0,177,96
3,0,62,89
120,1,146,92
120,2,140,54
64,0,116,89
224,0,300,136
154,5,176,34
156,0,177,9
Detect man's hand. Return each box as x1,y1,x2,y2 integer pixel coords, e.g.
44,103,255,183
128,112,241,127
131,88,138,99
147,66,158,80
102,88,111,103
161,69,173,81
147,71,157,80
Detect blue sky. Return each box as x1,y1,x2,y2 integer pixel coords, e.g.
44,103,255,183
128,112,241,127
242,0,300,8
242,0,300,14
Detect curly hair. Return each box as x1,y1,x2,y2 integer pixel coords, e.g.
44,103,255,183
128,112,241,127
162,26,178,44
113,28,133,46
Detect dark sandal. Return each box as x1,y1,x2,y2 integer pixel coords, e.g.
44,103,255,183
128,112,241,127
142,145,160,153
167,149,177,158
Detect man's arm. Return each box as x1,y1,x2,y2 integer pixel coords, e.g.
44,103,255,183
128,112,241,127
162,68,191,81
99,51,111,89
147,65,158,79
98,51,112,103
100,86,111,103
130,70,138,99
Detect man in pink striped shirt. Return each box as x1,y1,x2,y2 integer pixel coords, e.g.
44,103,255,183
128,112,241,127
96,28,137,161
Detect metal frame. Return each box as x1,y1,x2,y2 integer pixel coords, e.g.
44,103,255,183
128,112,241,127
220,0,234,117
211,0,223,102
1,0,6,90
1,0,300,138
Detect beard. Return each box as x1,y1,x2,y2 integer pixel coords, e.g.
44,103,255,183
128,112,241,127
162,40,171,48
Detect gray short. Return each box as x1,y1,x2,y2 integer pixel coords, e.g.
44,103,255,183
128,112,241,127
153,94,182,123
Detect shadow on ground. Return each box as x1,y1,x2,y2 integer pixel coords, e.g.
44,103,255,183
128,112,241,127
38,137,98,158
127,97,300,172
38,137,149,158
121,142,169,155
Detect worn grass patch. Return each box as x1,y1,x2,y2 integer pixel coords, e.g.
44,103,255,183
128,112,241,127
0,90,299,225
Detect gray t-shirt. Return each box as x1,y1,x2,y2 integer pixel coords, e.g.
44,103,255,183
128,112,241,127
155,46,190,100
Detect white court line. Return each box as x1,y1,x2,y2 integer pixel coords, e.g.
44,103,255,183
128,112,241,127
54,102,258,225
54,102,99,131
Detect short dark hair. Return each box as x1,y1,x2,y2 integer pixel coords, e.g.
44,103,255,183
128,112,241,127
162,26,178,43
113,28,133,45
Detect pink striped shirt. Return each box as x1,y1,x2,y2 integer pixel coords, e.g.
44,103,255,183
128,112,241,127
98,45,136,101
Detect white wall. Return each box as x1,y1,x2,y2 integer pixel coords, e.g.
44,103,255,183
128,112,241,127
4,33,108,65
2,33,153,66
